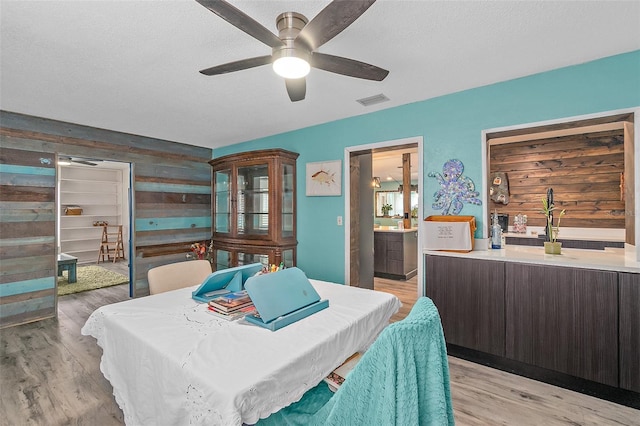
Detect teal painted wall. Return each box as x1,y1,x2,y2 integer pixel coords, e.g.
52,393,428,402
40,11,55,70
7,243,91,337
213,51,640,283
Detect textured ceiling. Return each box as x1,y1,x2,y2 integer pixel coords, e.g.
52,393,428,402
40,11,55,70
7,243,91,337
373,148,418,184
1,1,639,150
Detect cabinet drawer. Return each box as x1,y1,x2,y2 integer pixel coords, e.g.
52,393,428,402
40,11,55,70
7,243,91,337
387,240,403,252
619,272,640,392
387,260,404,275
387,249,404,261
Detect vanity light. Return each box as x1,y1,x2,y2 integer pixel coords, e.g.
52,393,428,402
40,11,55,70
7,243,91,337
372,177,381,188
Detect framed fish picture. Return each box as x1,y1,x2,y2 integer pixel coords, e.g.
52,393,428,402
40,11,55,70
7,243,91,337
306,160,342,196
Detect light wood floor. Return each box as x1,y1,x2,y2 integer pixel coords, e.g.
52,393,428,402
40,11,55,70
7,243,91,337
1,283,128,425
1,278,637,425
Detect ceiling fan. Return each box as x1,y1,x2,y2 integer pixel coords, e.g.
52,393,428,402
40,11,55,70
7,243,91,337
60,157,101,166
196,0,389,102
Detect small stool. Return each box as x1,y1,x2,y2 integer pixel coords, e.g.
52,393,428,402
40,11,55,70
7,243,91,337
57,253,78,283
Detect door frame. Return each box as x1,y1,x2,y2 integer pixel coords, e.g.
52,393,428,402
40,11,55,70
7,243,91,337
343,136,424,296
55,157,134,297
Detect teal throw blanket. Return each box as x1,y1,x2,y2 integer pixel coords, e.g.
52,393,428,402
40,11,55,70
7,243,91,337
257,297,455,425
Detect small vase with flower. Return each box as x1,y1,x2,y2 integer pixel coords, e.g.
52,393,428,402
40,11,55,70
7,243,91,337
190,242,207,260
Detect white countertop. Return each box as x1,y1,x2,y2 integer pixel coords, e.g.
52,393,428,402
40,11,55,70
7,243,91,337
424,245,640,274
374,227,418,233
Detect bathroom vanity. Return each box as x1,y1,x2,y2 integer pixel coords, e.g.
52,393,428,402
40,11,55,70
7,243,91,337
374,227,418,280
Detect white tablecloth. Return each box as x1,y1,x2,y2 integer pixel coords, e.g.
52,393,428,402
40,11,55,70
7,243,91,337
81,280,401,425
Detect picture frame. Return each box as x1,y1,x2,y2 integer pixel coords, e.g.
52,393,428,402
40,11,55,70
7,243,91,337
306,160,342,196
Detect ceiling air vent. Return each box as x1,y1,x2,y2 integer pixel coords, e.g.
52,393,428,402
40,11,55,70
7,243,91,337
356,93,390,107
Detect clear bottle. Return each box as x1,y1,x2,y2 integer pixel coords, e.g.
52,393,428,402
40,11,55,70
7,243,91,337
491,211,502,249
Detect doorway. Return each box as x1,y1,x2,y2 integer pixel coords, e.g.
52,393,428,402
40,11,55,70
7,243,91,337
56,156,132,296
344,136,423,299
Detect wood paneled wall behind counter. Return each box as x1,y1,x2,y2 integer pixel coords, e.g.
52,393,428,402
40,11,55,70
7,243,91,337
0,111,212,328
489,129,625,229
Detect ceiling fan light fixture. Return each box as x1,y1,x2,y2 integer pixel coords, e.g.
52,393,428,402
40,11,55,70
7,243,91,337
272,48,310,79
197,2,388,101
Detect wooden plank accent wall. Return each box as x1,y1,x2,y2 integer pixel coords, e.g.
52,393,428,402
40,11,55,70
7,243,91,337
0,148,57,328
623,122,635,245
489,129,625,229
0,111,212,327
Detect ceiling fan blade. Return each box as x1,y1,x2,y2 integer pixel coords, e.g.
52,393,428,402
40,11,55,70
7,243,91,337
72,159,98,166
199,55,272,76
285,78,306,102
296,0,376,50
195,0,284,49
311,52,388,81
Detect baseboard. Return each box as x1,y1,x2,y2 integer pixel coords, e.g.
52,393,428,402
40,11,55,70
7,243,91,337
374,269,416,281
447,344,640,410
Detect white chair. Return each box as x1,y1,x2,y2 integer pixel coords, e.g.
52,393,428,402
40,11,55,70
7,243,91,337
147,260,212,295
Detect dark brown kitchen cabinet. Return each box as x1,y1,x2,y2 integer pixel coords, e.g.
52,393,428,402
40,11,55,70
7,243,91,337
209,149,298,270
424,255,505,356
505,263,618,387
374,230,418,280
619,272,640,392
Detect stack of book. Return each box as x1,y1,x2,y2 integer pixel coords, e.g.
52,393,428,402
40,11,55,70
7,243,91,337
207,290,256,321
323,352,362,392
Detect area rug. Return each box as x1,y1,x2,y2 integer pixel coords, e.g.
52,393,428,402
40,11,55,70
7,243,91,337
58,265,128,296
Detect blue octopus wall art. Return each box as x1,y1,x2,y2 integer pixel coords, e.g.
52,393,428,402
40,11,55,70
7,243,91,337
428,159,482,215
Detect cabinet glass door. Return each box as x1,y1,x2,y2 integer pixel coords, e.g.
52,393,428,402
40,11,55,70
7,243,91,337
282,163,294,238
282,249,294,268
238,252,269,266
237,164,269,236
214,249,231,270
214,170,231,233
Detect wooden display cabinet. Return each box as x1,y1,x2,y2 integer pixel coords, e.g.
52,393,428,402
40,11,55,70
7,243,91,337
209,149,298,270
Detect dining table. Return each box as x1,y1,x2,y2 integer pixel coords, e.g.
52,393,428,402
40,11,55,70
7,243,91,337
82,279,401,425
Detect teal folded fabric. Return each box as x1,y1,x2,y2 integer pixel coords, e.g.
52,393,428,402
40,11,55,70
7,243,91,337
256,297,455,426
255,383,334,426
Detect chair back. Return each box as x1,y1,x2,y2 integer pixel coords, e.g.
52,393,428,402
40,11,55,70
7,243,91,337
147,260,212,295
312,296,455,425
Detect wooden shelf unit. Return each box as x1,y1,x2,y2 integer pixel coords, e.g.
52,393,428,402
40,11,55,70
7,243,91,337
58,164,125,264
